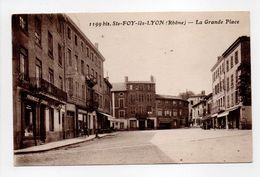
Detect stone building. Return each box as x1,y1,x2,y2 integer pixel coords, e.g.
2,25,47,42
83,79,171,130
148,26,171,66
12,14,67,149
64,16,105,136
187,91,206,127
112,76,157,130
210,36,251,129
12,13,110,149
156,95,189,129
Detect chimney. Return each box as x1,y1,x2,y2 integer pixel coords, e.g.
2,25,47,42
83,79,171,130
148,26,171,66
217,56,222,61
201,90,205,95
94,43,99,50
150,75,155,82
125,76,128,83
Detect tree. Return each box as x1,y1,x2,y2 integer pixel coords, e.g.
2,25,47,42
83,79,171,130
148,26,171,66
238,62,251,106
178,90,195,100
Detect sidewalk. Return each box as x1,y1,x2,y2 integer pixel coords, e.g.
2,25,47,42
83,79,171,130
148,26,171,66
14,132,118,155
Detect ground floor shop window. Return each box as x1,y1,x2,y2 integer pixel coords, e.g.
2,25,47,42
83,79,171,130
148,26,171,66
24,104,35,137
49,108,54,131
130,120,137,128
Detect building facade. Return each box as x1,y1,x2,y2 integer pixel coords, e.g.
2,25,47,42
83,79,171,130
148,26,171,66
156,95,189,129
12,14,110,149
187,91,206,127
12,14,68,149
64,16,105,137
112,76,157,130
210,36,251,129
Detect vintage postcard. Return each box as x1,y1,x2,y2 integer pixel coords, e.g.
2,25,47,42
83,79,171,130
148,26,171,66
12,12,251,166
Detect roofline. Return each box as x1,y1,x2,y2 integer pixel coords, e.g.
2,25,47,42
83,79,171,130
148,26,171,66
156,94,188,102
210,36,250,72
222,36,250,58
64,14,106,62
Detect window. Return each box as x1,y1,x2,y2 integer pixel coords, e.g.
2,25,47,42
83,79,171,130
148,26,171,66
19,47,28,80
119,98,124,108
90,52,94,61
231,56,234,68
35,16,41,46
179,110,182,116
75,35,78,45
173,110,177,116
226,77,229,91
18,15,28,31
190,100,193,105
68,78,73,93
91,69,94,77
231,74,234,89
48,31,53,57
227,95,230,108
57,19,63,34
157,110,162,116
75,55,78,71
59,76,63,90
86,47,90,57
35,59,42,87
226,60,229,72
87,65,89,75
81,60,84,75
235,51,238,64
49,68,54,84
119,110,125,118
58,44,62,66
67,48,72,66
67,27,71,39
75,81,78,97
82,85,85,99
129,84,133,90
49,108,54,131
81,42,84,51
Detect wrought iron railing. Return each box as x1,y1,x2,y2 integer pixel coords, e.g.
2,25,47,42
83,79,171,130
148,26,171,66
29,77,67,101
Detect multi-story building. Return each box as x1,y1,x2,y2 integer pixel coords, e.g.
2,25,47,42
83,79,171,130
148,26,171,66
64,16,105,136
112,76,157,130
111,82,128,130
201,93,213,129
187,91,206,127
155,95,189,129
12,14,68,149
12,13,111,149
210,36,251,129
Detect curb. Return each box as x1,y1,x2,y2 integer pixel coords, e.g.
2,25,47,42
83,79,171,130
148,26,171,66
14,132,118,155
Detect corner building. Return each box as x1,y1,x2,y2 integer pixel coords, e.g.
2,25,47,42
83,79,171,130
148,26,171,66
210,36,251,129
12,14,67,149
112,76,157,130
156,95,189,129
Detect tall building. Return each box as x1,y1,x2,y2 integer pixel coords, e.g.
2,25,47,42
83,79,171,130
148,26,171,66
12,14,110,149
112,76,156,130
64,16,105,136
156,95,189,129
210,36,251,129
12,14,68,149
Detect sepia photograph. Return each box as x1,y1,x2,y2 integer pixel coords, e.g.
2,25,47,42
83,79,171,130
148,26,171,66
11,11,252,166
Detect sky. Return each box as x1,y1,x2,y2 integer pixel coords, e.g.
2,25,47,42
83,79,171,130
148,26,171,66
68,12,250,96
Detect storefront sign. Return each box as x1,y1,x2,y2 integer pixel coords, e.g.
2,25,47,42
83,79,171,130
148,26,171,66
26,94,39,102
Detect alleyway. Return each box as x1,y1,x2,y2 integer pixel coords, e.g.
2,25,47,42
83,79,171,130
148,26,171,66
14,128,252,166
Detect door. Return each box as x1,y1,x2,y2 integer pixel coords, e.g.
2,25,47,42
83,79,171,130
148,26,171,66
39,105,46,142
62,112,65,139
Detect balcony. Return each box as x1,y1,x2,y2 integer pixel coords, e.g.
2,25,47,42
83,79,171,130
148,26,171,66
30,77,67,102
86,74,97,88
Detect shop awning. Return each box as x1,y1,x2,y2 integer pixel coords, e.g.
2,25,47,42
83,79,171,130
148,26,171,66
98,112,116,121
211,113,218,117
217,111,229,118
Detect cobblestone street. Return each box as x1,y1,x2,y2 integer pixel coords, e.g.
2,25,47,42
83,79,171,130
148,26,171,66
15,128,252,166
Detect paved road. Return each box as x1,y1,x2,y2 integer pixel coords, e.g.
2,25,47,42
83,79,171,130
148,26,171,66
14,129,252,166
